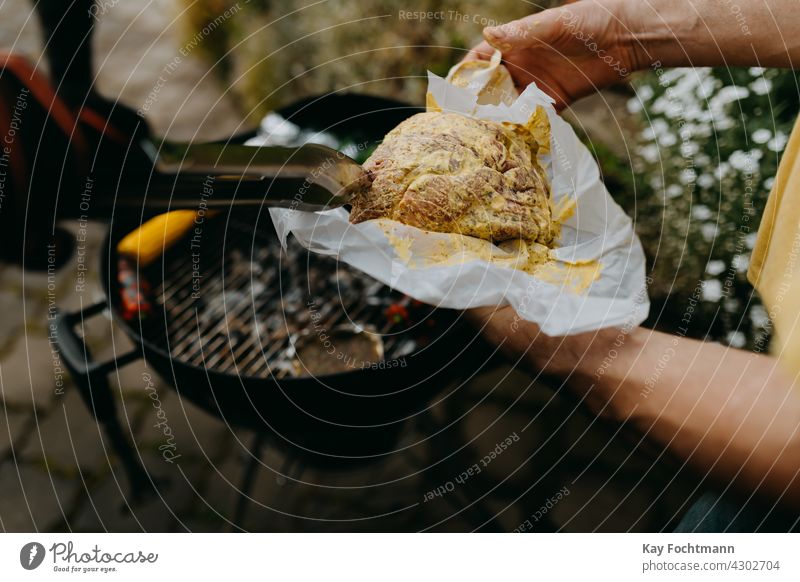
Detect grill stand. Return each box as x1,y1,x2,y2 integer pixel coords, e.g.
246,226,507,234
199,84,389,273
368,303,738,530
227,431,267,530
54,302,155,505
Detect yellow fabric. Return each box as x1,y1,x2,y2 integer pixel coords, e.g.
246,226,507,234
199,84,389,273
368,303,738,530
748,116,800,369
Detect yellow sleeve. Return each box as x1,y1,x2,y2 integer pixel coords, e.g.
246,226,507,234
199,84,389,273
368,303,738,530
748,116,800,370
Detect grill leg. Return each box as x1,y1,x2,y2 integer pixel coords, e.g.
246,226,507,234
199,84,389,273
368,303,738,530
54,306,154,504
67,364,154,506
230,432,267,530
102,416,154,506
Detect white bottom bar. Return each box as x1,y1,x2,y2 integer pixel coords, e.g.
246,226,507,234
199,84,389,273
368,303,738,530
1,533,797,581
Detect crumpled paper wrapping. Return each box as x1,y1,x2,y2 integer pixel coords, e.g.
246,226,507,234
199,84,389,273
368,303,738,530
269,55,649,335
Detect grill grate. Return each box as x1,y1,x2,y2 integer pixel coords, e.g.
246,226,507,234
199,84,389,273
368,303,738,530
145,214,435,379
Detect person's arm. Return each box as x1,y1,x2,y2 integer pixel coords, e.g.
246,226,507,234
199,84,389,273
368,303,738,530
466,0,800,108
625,0,800,69
469,306,800,510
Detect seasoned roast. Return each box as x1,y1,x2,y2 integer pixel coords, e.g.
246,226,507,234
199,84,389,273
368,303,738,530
350,112,552,244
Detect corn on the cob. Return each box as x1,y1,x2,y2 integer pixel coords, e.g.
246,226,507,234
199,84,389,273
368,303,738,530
116,211,197,266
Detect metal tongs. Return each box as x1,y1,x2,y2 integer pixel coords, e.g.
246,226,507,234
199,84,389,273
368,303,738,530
104,141,370,214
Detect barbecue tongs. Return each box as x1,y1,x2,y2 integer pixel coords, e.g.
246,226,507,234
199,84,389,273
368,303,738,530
110,141,370,214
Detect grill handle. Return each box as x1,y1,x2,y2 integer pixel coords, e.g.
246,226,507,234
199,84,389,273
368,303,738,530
54,301,154,503
55,301,140,383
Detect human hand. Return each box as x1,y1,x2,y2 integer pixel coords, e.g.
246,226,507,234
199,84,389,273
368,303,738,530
465,0,800,109
463,0,643,110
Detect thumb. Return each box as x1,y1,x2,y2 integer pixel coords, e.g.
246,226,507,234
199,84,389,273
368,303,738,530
483,7,574,52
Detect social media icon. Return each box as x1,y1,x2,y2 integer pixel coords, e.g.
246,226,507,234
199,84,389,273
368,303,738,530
20,542,46,570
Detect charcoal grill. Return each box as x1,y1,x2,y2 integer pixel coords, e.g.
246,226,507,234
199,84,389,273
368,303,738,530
54,93,486,500
151,214,426,381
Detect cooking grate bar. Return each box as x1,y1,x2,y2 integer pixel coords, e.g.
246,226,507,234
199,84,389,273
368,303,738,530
232,293,362,377
139,216,429,380
165,247,281,358
197,259,314,372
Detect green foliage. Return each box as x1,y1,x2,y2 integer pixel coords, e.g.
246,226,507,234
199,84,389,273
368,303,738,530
625,67,800,347
178,0,552,119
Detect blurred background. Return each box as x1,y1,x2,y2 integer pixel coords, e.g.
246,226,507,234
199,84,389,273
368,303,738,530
0,0,797,532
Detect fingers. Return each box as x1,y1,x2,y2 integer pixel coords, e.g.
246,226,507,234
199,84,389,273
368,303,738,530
462,40,494,63
483,7,571,52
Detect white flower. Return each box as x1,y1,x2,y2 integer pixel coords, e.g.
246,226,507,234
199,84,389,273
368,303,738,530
679,168,697,185
726,330,746,348
751,128,772,144
706,259,726,276
701,222,718,241
698,77,718,99
749,304,770,328
642,119,669,141
692,204,713,220
658,132,678,147
714,115,735,131
636,85,654,102
768,132,789,152
732,254,749,273
697,173,715,188
712,85,749,106
724,298,740,313
763,176,776,190
702,279,723,302
649,175,664,190
639,143,660,163
745,232,758,249
749,67,766,77
666,184,683,198
750,77,772,96
679,141,699,157
729,150,754,172
650,96,671,115
627,97,644,114
692,120,713,138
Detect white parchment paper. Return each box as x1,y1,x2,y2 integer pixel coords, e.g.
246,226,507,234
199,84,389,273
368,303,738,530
268,64,649,335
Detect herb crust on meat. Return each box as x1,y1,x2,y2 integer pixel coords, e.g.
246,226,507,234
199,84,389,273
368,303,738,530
350,111,553,244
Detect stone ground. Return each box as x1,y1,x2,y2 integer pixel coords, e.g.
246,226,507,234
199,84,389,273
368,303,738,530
0,1,698,532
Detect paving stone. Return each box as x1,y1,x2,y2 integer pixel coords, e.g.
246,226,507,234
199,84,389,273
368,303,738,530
72,442,229,532
70,469,181,532
0,409,32,459
137,451,223,532
133,389,232,464
460,403,533,481
196,429,333,530
190,453,248,530
0,462,78,531
240,466,309,532
0,291,27,353
0,334,62,411
58,219,106,248
0,259,78,336
550,473,654,533
20,389,120,475
70,477,142,533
